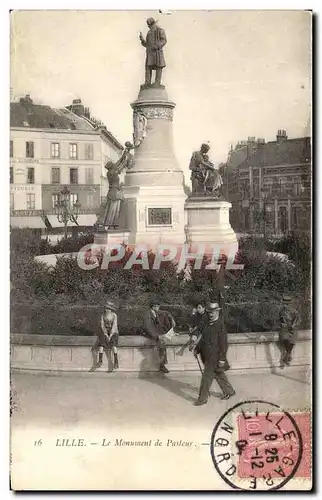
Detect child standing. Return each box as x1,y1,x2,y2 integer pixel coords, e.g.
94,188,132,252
278,296,300,367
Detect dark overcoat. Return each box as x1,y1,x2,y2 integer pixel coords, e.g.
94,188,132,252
143,26,167,69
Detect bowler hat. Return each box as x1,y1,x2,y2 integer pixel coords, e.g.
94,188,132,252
206,302,221,312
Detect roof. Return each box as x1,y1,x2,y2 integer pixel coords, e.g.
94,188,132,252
10,99,123,150
238,137,311,169
10,102,95,131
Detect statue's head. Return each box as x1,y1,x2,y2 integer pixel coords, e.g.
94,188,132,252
146,17,156,28
201,143,210,154
125,141,133,149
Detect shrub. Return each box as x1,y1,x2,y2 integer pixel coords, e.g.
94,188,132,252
10,234,311,334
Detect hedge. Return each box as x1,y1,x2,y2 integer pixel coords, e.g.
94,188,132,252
11,297,310,336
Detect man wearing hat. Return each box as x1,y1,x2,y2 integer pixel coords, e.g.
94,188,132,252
278,296,300,367
91,299,120,371
194,301,235,406
142,298,170,373
139,18,167,86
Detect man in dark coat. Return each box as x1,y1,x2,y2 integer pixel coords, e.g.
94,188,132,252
194,302,235,406
139,18,167,86
142,298,170,373
278,295,300,367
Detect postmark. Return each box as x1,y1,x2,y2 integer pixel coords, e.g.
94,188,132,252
210,400,308,491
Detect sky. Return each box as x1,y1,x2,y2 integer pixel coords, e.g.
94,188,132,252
10,10,311,175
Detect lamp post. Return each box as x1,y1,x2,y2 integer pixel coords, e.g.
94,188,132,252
53,185,81,239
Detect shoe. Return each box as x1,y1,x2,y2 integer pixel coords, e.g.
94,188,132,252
159,365,170,374
220,392,236,400
89,361,102,372
194,400,208,406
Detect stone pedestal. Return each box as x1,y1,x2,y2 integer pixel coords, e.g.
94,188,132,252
122,85,186,247
184,196,238,256
94,229,130,248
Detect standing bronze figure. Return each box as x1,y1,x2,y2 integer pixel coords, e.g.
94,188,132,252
139,18,167,86
95,142,134,230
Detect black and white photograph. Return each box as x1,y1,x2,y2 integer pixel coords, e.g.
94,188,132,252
9,8,312,491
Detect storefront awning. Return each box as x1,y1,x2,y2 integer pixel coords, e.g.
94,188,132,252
76,214,97,226
46,214,96,228
46,215,78,228
10,216,46,229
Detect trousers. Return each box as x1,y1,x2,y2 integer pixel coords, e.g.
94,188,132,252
156,337,168,366
145,67,162,85
198,365,234,402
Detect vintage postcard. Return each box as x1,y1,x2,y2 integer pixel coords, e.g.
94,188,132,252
10,9,312,491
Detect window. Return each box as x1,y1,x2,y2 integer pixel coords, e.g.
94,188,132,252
279,207,287,233
87,192,94,208
85,143,94,160
69,143,78,159
51,167,60,184
85,168,94,184
292,207,301,229
70,168,78,184
27,167,35,184
26,141,34,158
70,193,78,208
51,143,60,158
26,193,35,210
10,193,14,210
10,141,13,158
10,167,13,184
52,193,60,209
69,168,78,184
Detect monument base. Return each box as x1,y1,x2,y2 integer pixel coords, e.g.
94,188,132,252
123,185,186,247
184,196,238,256
94,229,130,248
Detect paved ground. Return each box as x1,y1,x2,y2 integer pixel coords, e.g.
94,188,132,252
11,369,310,428
10,369,311,491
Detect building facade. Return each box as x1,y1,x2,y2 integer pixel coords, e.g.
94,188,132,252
222,130,311,236
10,96,123,235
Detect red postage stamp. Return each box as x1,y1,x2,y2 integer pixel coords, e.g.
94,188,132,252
211,400,312,491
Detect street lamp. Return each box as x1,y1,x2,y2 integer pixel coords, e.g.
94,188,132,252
53,185,81,239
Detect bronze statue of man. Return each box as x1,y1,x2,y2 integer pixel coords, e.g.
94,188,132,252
189,144,223,196
139,18,167,86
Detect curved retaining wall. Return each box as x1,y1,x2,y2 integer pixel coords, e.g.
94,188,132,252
11,331,311,373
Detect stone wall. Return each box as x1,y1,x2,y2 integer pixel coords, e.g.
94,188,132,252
11,331,311,373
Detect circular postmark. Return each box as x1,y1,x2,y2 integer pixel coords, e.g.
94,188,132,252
210,400,303,491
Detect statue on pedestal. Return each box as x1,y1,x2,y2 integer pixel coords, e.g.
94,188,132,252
139,18,167,86
95,142,134,230
189,144,223,197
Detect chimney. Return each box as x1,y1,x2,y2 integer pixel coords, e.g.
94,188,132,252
20,94,33,112
68,98,85,117
276,129,288,143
